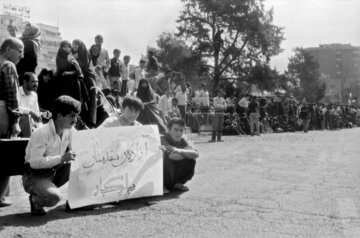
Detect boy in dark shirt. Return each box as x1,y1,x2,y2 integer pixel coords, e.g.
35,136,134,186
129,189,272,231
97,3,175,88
160,118,198,193
108,49,122,88
248,96,260,136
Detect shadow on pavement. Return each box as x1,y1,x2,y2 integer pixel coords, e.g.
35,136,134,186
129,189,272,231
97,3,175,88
0,190,186,230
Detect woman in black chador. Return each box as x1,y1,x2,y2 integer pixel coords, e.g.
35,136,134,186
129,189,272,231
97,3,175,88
54,40,92,125
136,79,167,134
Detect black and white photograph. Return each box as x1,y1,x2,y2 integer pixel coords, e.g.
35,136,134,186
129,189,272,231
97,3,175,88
0,0,360,237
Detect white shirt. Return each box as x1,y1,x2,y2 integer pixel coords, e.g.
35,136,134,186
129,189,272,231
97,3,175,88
176,91,187,106
213,96,226,110
134,66,147,89
99,116,142,128
18,86,40,115
98,48,110,70
25,120,73,169
198,89,209,107
158,95,172,116
238,97,249,108
121,64,131,81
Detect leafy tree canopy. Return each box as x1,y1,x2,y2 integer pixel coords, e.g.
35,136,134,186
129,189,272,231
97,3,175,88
177,0,284,92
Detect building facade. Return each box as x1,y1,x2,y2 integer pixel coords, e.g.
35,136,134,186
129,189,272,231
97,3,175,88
306,44,360,105
0,10,62,73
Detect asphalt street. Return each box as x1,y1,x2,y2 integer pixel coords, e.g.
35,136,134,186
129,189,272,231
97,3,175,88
1,128,360,237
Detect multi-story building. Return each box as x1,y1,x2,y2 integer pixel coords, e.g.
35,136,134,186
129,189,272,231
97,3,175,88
0,4,62,73
306,44,360,105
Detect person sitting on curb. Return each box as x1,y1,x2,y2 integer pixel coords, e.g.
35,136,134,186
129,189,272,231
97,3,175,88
160,118,199,193
22,95,81,216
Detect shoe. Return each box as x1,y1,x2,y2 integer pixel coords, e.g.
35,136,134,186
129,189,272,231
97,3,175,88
173,183,189,191
65,201,72,212
208,140,216,143
217,139,224,142
0,197,12,207
29,195,46,216
163,187,170,194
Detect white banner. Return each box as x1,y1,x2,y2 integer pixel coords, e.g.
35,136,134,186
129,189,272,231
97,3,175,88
68,125,163,209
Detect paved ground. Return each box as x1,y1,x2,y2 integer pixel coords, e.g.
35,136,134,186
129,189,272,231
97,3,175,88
1,128,360,237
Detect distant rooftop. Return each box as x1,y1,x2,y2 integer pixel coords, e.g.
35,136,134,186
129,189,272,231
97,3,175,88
307,44,360,51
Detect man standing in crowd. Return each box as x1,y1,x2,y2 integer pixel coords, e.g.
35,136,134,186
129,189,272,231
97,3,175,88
299,98,311,133
248,96,260,136
158,90,172,122
147,50,159,77
133,59,147,91
120,55,131,97
238,93,250,115
175,83,187,119
198,83,209,108
0,37,24,207
18,72,43,136
108,49,122,87
22,96,81,215
160,118,198,193
210,89,226,142
94,35,110,78
154,67,172,96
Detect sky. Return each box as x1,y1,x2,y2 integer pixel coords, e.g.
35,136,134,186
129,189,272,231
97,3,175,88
4,0,360,72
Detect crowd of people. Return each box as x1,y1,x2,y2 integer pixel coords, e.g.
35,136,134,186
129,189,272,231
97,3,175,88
0,23,199,215
1,22,359,215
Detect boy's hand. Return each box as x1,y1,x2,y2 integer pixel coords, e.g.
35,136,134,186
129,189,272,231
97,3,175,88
61,151,76,163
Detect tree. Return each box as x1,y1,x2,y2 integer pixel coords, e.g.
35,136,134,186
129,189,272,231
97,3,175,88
246,63,278,91
177,0,284,93
287,47,326,102
155,32,203,79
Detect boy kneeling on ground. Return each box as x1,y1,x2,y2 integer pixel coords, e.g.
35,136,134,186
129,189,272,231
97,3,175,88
160,118,199,193
22,96,81,215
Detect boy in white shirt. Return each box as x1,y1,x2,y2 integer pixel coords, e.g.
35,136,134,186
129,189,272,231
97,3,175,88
23,96,81,215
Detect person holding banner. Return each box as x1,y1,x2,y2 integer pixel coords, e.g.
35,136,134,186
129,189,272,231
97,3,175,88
160,118,198,192
22,96,81,215
98,96,144,127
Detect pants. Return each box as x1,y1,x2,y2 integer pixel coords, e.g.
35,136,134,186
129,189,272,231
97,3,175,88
302,118,310,132
0,101,10,200
22,163,70,208
120,80,128,97
178,105,186,119
249,112,260,135
163,158,196,190
211,112,224,141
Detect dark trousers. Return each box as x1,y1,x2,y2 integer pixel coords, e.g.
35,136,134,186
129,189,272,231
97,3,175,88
22,163,70,208
302,118,310,132
120,80,128,97
211,112,224,141
178,105,186,119
163,158,196,190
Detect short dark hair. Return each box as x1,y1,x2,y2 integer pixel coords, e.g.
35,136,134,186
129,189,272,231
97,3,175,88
167,117,185,129
95,35,103,41
38,68,54,79
122,96,144,112
0,37,20,53
20,72,37,82
52,96,81,119
113,49,120,54
171,97,178,103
